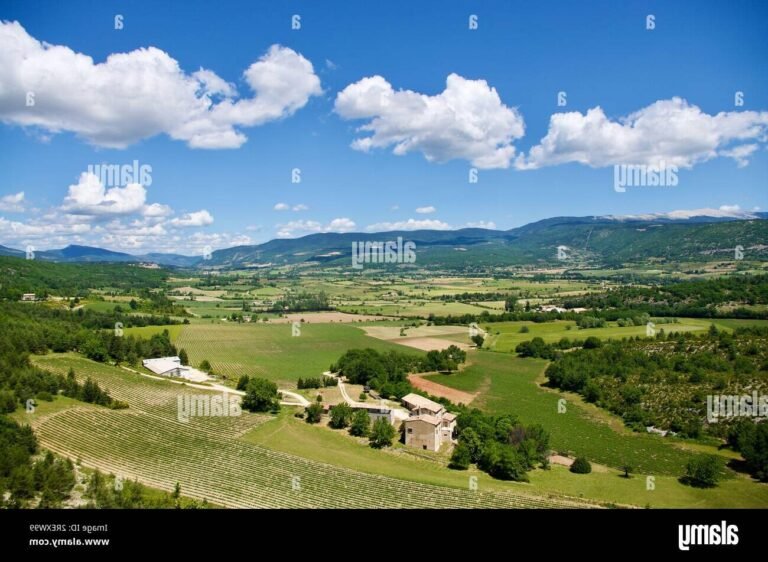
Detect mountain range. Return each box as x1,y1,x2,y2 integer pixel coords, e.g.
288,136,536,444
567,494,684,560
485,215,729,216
2,213,766,270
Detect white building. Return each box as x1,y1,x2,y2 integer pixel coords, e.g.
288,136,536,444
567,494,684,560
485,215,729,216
142,356,209,383
351,403,395,425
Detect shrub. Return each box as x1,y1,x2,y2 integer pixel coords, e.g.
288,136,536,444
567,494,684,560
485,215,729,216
570,457,592,474
583,336,602,349
682,455,722,488
305,402,323,424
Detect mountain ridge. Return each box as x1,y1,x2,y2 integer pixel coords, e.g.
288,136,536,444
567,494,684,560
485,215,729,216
1,213,766,268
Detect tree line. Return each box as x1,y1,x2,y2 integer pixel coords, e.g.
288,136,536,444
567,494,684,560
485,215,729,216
330,346,467,399
540,327,768,481
450,409,550,482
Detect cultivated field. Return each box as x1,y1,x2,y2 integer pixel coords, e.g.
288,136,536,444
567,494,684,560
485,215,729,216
485,318,716,353
422,352,768,507
173,322,424,384
27,353,592,508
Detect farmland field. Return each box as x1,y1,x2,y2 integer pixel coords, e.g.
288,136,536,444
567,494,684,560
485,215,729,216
26,353,591,508
336,300,496,317
174,322,425,384
485,318,723,353
123,324,185,341
427,353,719,475
422,352,768,507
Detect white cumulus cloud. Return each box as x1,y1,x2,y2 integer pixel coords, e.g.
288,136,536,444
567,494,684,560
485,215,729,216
62,173,146,215
464,220,497,229
0,191,25,212
335,73,524,169
276,217,356,238
274,202,308,211
169,210,214,227
415,206,436,214
365,218,452,232
0,21,321,149
517,98,768,170
606,205,758,221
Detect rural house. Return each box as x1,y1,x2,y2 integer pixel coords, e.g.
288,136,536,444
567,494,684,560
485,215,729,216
401,393,457,451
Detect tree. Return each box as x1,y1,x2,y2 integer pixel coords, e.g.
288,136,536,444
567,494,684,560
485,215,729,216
449,442,471,470
0,390,17,414
583,336,602,349
369,417,396,448
178,349,189,366
504,297,517,312
485,444,528,481
199,359,213,373
305,402,323,424
621,464,633,479
241,378,280,413
728,420,768,482
349,409,370,437
236,374,250,391
458,427,484,463
81,377,102,404
682,455,722,488
329,403,353,429
471,334,485,348
570,457,592,474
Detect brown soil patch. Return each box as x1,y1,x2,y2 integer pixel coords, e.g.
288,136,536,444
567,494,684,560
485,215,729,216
549,454,574,467
394,337,470,352
408,374,476,406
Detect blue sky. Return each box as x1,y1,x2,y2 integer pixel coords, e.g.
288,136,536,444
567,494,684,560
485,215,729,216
0,0,766,254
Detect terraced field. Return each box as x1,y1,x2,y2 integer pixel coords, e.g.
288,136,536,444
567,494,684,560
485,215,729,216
29,353,591,508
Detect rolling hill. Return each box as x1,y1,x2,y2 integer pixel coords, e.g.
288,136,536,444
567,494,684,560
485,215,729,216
1,213,766,270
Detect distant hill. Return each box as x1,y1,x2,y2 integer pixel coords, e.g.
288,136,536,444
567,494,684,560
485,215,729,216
206,214,768,269
44,245,136,262
0,244,200,267
1,213,765,269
